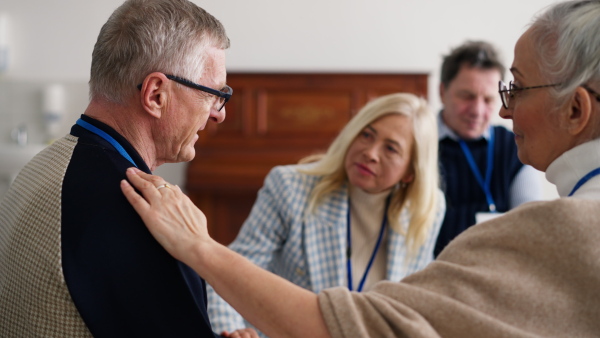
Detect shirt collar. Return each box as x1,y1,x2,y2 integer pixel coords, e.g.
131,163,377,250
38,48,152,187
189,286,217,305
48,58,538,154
437,110,491,141
545,138,600,197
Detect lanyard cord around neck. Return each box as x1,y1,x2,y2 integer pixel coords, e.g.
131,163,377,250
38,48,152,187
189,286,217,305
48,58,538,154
76,118,138,168
458,127,496,212
346,195,391,292
568,167,600,196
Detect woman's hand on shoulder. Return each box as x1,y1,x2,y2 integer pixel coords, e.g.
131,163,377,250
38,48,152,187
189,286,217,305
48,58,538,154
120,167,214,265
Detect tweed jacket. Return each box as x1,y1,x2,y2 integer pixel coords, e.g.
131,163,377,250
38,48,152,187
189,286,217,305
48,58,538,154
318,139,600,337
0,116,218,337
208,164,446,334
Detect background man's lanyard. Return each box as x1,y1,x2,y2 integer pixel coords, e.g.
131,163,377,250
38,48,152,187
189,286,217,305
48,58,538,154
76,118,138,168
459,127,496,212
346,195,390,292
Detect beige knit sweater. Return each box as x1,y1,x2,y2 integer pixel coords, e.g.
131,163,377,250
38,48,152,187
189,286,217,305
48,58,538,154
319,198,600,337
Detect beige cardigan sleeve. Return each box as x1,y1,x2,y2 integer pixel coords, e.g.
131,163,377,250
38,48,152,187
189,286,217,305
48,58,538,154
319,198,600,338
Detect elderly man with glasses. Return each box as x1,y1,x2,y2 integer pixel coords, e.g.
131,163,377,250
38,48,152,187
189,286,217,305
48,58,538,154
0,0,257,337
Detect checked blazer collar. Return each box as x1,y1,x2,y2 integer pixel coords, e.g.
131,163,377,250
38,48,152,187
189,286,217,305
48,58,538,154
303,183,411,292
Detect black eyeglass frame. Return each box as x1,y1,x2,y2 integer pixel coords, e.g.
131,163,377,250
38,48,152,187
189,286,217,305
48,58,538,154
499,80,600,110
137,74,233,111
498,80,560,109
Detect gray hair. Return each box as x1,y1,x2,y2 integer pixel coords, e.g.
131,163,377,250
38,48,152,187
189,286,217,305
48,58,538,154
440,40,505,88
529,0,600,105
89,0,230,103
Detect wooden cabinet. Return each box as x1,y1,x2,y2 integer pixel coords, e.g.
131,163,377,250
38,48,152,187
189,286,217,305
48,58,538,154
186,72,428,245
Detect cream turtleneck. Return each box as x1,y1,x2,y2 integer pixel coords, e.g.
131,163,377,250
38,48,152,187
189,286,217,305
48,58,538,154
348,185,392,291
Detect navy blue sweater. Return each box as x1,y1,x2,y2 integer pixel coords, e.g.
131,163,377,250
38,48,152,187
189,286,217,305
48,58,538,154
62,115,221,337
435,126,523,257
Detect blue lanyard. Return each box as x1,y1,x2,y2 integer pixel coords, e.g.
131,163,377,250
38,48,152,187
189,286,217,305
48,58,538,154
346,195,390,292
568,167,600,197
76,118,138,168
458,127,496,212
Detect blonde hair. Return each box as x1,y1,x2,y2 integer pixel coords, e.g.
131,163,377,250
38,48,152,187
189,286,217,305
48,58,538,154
299,93,439,253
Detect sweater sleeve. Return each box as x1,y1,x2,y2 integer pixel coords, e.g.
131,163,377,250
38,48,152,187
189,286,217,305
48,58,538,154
318,199,600,338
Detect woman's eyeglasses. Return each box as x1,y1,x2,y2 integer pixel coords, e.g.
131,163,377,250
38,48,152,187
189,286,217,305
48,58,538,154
498,80,559,109
499,80,600,109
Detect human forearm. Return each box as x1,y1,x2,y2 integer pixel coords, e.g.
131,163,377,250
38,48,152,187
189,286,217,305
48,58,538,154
207,283,247,333
194,240,330,338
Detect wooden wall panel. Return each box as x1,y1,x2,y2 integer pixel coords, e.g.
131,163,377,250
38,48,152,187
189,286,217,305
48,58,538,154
187,73,428,244
257,89,351,135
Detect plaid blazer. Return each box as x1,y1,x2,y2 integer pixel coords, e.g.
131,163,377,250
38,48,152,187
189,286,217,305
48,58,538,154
207,164,446,335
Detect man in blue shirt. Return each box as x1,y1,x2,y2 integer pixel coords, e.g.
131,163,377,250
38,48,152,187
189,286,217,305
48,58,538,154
435,41,543,257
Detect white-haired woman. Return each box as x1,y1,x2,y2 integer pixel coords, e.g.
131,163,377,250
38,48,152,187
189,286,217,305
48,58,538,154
204,93,445,335
121,1,600,337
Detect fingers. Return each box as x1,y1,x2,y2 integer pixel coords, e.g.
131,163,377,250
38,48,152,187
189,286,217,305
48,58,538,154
124,168,161,200
120,178,151,215
120,167,212,266
124,167,177,200
121,168,178,223
221,328,260,338
132,168,165,187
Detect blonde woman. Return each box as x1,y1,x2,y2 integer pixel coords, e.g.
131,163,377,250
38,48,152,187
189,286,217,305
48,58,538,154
206,92,445,336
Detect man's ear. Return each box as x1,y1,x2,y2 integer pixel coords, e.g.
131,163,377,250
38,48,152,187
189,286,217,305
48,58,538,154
565,86,593,136
139,72,169,119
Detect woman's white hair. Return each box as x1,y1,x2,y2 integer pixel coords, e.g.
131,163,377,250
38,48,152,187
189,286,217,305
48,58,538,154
299,93,440,254
528,0,600,105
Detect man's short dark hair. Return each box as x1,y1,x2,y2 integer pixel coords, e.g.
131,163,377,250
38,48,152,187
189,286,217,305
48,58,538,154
440,40,505,88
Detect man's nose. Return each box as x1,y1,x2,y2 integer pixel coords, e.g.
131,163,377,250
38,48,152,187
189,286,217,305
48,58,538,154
210,107,226,123
471,97,487,116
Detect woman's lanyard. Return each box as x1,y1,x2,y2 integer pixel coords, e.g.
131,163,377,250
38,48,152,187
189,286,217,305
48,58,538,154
76,118,138,168
568,167,600,197
458,127,496,212
346,195,390,292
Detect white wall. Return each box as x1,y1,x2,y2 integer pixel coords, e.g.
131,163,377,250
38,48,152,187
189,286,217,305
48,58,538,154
0,0,560,198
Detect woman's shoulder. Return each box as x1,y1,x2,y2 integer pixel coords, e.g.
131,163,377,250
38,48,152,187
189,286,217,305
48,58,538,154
267,163,320,180
265,163,322,189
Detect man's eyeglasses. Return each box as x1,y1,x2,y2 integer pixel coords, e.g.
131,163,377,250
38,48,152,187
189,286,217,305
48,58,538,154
499,80,600,110
137,74,233,111
498,80,559,109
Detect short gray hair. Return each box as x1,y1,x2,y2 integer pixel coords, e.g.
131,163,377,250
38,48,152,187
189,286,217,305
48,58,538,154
529,0,600,105
89,0,230,103
440,40,505,88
